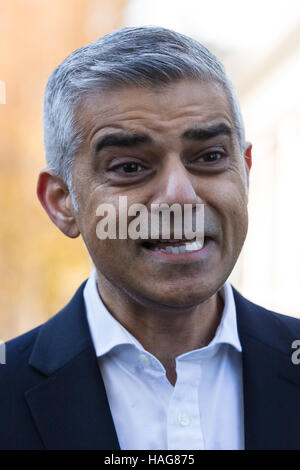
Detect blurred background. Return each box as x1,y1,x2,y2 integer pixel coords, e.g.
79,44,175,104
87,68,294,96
1,0,300,341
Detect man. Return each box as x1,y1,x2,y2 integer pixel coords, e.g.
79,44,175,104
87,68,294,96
1,26,300,450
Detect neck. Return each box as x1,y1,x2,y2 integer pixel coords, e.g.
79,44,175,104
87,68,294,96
95,270,224,386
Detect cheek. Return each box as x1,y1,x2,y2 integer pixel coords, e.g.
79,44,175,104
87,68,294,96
79,192,139,265
226,195,249,255
210,179,248,240
78,185,119,238
86,189,148,240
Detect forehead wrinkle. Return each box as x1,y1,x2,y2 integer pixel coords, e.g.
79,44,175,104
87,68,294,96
89,102,231,127
78,82,235,149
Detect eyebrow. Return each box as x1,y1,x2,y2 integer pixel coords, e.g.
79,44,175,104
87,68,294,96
93,123,232,154
182,123,232,141
94,132,152,154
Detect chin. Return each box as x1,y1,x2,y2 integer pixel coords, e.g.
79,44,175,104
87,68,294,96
135,279,221,310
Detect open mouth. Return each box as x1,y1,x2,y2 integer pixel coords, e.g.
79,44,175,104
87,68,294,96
141,237,209,254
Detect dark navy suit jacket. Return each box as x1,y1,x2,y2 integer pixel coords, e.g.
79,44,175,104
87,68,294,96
1,281,300,450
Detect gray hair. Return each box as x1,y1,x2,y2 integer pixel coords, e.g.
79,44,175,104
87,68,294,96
43,26,246,204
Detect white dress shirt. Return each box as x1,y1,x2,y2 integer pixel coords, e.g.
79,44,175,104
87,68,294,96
83,269,244,450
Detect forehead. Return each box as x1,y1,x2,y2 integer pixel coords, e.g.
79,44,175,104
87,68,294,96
76,79,235,142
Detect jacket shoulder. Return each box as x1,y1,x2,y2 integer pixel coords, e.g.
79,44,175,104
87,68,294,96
0,323,47,449
0,281,89,449
232,285,300,355
0,280,88,379
0,324,41,377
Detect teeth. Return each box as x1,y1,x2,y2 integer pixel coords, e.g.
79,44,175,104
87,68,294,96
154,240,204,254
185,241,203,251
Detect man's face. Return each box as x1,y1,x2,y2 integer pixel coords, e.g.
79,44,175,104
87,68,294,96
72,79,251,308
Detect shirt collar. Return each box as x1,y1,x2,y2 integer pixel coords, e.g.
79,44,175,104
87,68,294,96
83,268,242,359
211,279,242,352
84,269,143,358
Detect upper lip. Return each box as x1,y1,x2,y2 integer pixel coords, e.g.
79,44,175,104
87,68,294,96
140,235,213,245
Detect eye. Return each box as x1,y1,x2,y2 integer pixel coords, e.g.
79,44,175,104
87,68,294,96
111,162,145,173
197,151,224,163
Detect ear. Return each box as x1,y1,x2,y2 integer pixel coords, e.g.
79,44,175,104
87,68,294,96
243,142,252,190
37,169,80,238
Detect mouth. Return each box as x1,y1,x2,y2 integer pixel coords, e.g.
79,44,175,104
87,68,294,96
141,237,210,254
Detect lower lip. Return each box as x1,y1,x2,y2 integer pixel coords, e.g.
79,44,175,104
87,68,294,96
141,238,215,264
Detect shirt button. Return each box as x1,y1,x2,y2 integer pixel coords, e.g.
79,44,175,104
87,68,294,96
177,412,190,427
139,354,151,366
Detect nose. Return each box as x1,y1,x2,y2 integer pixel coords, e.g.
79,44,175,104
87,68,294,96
151,154,201,206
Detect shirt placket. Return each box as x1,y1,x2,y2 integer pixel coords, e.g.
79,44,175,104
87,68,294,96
167,360,204,450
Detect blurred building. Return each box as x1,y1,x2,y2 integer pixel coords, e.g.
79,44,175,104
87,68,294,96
230,20,300,316
0,0,127,341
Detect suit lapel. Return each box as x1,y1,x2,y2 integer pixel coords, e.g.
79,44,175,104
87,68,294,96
233,287,300,450
25,282,120,450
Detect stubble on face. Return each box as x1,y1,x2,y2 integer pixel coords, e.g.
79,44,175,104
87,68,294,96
71,79,249,313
